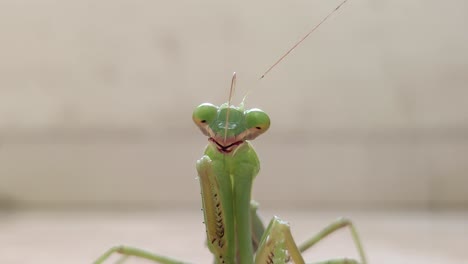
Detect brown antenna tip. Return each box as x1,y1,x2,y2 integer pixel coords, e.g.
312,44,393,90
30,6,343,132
259,0,349,79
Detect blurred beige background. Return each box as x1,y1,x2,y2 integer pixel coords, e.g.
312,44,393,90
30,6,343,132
2,1,468,264
0,0,467,210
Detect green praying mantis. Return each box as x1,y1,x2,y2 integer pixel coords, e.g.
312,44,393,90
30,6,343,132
94,0,368,263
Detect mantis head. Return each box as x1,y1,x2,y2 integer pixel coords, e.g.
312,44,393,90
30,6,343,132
193,103,270,154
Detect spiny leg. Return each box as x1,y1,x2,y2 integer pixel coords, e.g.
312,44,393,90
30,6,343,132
254,217,364,264
298,217,367,264
197,155,236,264
93,245,190,264
255,216,305,264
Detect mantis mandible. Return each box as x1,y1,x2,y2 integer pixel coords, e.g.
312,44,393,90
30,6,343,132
94,1,368,263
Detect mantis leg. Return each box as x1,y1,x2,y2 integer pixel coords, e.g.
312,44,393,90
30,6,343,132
298,217,367,264
255,216,306,264
93,245,190,264
197,155,236,264
254,217,366,264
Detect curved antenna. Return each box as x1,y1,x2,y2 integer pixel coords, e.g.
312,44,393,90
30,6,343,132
224,72,237,142
260,0,349,79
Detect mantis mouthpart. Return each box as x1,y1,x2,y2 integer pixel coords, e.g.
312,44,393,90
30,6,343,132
94,1,368,263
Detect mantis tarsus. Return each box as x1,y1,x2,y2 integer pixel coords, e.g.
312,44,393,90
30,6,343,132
94,0,368,263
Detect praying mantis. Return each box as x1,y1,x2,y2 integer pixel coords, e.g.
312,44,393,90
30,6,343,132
94,1,368,263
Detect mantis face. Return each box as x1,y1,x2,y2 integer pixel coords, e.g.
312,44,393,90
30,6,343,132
193,103,270,154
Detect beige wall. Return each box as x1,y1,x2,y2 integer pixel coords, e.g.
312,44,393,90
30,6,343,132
0,0,467,209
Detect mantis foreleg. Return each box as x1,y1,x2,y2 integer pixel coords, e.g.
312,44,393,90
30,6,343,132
254,216,306,264
197,140,262,264
254,216,366,264
197,155,236,264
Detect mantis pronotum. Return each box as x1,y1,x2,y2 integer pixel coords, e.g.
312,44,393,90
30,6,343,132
94,1,368,263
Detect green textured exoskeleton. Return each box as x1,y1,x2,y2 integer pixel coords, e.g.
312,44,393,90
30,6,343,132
93,78,367,264
192,97,367,264
193,102,270,264
93,1,369,263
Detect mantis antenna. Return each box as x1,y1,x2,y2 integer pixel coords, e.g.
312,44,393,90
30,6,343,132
260,0,349,79
224,72,237,142
242,1,349,116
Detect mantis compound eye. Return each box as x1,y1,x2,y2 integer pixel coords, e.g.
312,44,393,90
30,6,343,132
244,108,270,140
193,103,218,136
